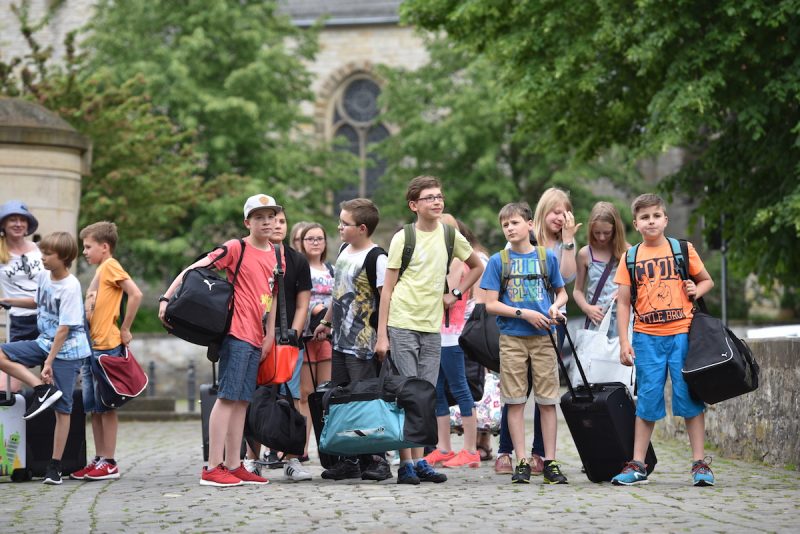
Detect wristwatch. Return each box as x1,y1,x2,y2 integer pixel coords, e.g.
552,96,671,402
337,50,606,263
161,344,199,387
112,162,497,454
158,295,170,304
451,288,463,300
515,309,522,317
562,241,576,250
319,319,332,328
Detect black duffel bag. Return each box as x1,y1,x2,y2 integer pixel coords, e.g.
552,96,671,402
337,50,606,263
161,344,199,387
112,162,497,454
245,384,307,456
458,304,500,372
682,298,759,405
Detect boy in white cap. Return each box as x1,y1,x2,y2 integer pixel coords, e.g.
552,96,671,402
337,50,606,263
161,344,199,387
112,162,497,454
158,194,281,487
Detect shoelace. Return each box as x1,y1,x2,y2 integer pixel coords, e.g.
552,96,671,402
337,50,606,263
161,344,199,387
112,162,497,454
620,461,645,474
94,459,109,471
692,456,713,474
546,462,563,476
417,461,436,475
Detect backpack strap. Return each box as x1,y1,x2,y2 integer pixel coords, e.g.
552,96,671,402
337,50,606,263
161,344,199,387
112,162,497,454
500,248,512,293
625,243,640,310
325,261,335,278
364,246,387,328
668,237,689,281
398,223,416,280
500,246,550,294
337,242,348,257
443,223,456,294
536,245,551,293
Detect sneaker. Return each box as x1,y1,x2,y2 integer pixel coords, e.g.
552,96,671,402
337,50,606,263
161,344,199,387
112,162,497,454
43,459,62,485
264,450,284,469
542,460,568,484
414,459,447,483
527,454,544,475
423,449,455,467
229,463,269,485
692,457,715,487
284,458,312,482
24,384,63,420
85,459,120,480
200,464,243,487
243,458,261,476
361,456,393,481
70,457,99,480
443,449,481,469
495,453,513,475
396,463,420,485
511,459,531,484
389,451,401,467
321,460,361,481
611,461,649,486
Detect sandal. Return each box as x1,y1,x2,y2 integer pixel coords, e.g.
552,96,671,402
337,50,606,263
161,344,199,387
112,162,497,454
477,445,493,462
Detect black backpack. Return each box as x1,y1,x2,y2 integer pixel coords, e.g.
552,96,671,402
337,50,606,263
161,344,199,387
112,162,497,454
165,239,246,347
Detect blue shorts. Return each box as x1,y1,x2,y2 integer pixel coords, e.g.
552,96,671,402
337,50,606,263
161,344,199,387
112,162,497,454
633,332,705,421
1,340,84,414
285,348,305,400
82,345,125,414
217,335,260,402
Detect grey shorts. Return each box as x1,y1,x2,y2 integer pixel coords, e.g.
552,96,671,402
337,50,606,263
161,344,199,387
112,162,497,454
387,326,441,386
331,350,380,385
1,340,84,414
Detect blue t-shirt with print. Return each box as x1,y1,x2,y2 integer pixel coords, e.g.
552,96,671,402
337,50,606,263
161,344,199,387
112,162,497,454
480,248,565,336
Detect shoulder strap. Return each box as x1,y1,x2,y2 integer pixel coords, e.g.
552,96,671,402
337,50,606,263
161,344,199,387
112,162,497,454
364,246,387,293
500,249,511,293
325,262,335,278
536,245,551,292
443,223,456,294
337,242,347,257
273,243,289,343
668,237,689,281
626,243,640,309
398,223,416,280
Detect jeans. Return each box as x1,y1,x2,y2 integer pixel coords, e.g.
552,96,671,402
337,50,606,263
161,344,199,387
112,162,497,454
434,345,473,418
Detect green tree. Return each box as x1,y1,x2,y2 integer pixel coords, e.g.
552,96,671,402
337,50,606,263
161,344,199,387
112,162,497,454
377,36,643,248
402,1,800,287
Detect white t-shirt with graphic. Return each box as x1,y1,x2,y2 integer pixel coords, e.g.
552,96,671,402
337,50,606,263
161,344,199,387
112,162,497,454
0,248,44,317
35,271,91,360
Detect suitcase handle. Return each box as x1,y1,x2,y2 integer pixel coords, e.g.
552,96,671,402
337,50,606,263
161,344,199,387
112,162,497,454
547,318,594,402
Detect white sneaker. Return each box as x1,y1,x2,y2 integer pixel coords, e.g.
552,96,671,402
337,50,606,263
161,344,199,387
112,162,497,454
284,458,312,482
243,458,260,476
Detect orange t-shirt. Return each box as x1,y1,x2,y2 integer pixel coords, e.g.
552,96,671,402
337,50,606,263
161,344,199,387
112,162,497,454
614,240,704,336
90,258,130,350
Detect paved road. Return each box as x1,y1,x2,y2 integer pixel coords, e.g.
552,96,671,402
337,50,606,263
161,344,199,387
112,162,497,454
2,408,799,534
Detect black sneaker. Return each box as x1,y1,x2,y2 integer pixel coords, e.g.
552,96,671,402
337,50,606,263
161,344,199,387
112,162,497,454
43,459,62,485
264,450,284,470
24,384,63,420
414,459,447,483
511,459,531,484
321,459,361,481
542,460,568,484
361,456,393,481
396,463,420,485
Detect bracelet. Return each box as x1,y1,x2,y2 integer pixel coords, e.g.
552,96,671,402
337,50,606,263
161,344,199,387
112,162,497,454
158,295,170,304
319,319,332,328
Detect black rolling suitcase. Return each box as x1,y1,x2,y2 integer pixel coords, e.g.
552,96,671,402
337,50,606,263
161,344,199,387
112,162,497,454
24,389,87,478
200,362,247,462
552,321,657,483
307,355,337,469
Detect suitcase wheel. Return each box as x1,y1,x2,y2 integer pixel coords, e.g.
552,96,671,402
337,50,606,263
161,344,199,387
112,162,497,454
11,468,32,482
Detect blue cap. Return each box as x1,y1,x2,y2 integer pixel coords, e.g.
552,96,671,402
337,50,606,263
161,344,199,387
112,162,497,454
0,200,39,236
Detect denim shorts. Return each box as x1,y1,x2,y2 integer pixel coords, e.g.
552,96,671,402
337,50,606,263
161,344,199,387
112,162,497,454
633,332,705,421
9,314,38,342
1,340,83,414
217,335,261,402
286,348,305,399
82,345,125,414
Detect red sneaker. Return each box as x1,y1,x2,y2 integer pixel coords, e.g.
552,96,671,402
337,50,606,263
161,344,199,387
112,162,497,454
229,463,270,485
423,449,456,467
85,459,121,480
200,464,243,487
443,449,481,469
70,458,98,480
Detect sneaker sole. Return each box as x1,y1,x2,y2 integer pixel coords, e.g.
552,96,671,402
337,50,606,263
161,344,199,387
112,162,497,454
511,479,530,484
611,478,649,486
693,480,714,487
43,478,62,485
69,474,89,480
85,472,121,480
24,390,63,420
396,479,420,485
285,476,312,482
199,479,243,487
543,479,569,485
443,462,480,469
361,473,393,481
237,480,270,485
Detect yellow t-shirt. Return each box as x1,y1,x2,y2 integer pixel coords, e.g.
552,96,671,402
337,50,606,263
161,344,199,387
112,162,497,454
90,257,130,350
387,224,473,333
614,240,705,336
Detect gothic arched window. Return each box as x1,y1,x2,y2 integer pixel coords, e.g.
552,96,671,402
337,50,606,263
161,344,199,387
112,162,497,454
330,76,388,206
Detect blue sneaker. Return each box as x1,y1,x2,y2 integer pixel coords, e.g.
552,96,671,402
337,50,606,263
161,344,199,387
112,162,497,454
396,463,420,485
692,458,715,487
415,459,447,483
611,461,649,486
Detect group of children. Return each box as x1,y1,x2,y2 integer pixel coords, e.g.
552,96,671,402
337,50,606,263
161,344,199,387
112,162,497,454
0,200,142,485
1,177,716,489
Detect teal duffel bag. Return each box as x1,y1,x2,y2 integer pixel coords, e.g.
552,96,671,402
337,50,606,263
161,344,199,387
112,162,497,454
319,371,436,456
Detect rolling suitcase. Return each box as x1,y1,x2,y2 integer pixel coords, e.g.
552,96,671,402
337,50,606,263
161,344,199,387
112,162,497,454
307,355,337,469
552,321,657,483
200,362,246,462
24,389,87,478
0,378,28,481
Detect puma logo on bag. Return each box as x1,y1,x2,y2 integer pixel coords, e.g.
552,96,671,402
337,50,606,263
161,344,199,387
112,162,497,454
204,279,216,291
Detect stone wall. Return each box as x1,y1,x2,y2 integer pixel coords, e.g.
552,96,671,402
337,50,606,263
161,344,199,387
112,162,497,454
128,335,214,401
656,338,800,469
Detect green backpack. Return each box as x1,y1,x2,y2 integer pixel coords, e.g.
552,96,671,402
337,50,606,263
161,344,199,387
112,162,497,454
398,222,456,295
499,246,551,295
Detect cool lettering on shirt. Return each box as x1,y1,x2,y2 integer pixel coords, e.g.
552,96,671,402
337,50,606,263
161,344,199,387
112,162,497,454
633,255,686,324
506,257,545,304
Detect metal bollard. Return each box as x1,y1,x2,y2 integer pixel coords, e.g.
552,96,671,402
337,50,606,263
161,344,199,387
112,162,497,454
187,360,196,412
148,361,156,397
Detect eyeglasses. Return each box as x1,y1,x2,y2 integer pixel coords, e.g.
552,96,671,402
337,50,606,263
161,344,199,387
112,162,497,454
337,220,360,228
416,194,445,203
303,237,326,243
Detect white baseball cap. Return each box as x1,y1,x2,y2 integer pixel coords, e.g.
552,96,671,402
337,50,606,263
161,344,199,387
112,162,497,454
243,194,282,219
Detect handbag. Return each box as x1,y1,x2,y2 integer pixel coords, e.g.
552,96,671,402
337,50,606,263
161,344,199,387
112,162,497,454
450,371,501,436
571,303,635,395
257,243,300,385
682,298,759,404
93,346,149,409
319,360,437,456
458,304,500,372
245,384,306,456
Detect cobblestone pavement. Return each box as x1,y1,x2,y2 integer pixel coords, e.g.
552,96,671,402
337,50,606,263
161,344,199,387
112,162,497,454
2,408,799,534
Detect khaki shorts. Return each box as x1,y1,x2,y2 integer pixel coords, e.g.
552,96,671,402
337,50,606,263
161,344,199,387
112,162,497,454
499,334,560,405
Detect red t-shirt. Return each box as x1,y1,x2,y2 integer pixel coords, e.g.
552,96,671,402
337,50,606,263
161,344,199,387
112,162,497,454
207,238,277,347
614,240,704,336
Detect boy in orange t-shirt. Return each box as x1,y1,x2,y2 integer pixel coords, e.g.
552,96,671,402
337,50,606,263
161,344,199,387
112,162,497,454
611,194,715,487
72,222,143,481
